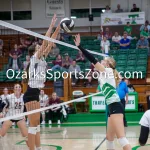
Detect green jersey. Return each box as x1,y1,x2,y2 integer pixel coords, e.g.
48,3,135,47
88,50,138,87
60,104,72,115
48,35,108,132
124,26,132,34
98,68,120,105
140,30,150,38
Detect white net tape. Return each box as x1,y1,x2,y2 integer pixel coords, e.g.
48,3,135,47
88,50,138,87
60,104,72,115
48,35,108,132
0,92,102,122
0,20,108,57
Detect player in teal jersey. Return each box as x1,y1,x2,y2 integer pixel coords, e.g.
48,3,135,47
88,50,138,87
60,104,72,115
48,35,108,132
74,34,131,150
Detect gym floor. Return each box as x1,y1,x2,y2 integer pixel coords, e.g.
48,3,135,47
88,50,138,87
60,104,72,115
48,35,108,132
0,125,150,150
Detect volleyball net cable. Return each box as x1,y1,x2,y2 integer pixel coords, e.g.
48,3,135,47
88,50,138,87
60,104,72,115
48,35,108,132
0,19,107,122
0,92,102,122
0,20,108,57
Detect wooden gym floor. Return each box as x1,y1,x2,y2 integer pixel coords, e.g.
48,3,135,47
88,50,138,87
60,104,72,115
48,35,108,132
0,125,150,150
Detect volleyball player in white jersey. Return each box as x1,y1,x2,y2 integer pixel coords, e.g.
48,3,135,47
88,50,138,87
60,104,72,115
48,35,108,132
74,34,131,150
23,14,60,150
0,84,28,146
39,90,49,125
1,88,10,102
0,88,10,118
139,110,150,146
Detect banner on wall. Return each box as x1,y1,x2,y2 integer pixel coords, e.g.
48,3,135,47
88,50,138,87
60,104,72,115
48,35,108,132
46,0,65,17
101,12,145,26
89,92,138,112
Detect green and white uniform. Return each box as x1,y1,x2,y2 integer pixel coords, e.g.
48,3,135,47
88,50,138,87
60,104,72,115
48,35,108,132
98,68,120,105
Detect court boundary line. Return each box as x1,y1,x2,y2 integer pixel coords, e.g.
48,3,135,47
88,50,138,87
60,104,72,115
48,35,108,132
16,140,62,150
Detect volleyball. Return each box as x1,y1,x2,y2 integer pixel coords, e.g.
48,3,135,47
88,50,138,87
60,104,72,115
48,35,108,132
60,18,75,32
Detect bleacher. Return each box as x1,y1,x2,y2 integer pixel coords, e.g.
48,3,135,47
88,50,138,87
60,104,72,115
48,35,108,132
0,35,148,81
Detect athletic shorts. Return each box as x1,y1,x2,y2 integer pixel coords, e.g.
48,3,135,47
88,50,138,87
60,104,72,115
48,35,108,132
10,119,23,123
23,86,40,104
108,102,124,117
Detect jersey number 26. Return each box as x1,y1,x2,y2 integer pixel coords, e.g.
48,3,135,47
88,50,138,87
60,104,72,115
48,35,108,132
15,102,22,109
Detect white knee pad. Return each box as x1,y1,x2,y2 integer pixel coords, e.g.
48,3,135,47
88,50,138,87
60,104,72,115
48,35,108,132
106,140,115,149
118,137,129,147
37,125,40,132
28,127,37,135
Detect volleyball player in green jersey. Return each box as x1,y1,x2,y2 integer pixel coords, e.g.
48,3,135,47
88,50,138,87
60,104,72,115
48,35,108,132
74,34,131,150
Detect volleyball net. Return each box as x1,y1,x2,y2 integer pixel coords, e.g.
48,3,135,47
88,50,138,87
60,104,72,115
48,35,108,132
0,20,108,123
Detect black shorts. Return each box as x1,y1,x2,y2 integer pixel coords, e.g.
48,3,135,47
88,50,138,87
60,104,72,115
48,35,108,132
108,102,124,117
10,119,23,123
23,86,40,104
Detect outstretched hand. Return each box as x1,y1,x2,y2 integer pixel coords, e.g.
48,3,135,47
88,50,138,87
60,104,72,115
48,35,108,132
51,14,57,27
74,34,81,47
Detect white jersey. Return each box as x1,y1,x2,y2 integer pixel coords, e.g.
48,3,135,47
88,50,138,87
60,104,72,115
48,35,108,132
28,53,47,88
98,68,120,105
39,94,49,107
139,110,150,129
6,93,24,120
0,94,10,103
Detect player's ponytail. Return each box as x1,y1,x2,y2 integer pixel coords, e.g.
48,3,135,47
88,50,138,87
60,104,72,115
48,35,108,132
105,57,120,87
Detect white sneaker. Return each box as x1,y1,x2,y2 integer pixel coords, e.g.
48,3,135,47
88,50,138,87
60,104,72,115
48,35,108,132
41,121,45,125
49,120,52,125
57,120,61,125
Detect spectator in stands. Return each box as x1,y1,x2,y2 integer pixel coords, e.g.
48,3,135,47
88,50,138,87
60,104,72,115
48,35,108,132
130,4,141,12
120,32,130,49
69,60,81,86
8,54,22,71
76,50,85,62
112,32,121,44
97,30,103,41
60,32,71,41
85,63,98,87
47,92,62,125
19,37,28,51
28,41,37,53
124,79,135,93
49,44,60,57
115,4,123,13
51,54,62,71
0,39,3,57
140,20,150,32
104,27,112,40
23,55,30,70
38,39,43,46
121,31,136,40
101,36,110,54
140,27,150,39
62,53,72,70
104,5,112,13
136,35,149,49
39,90,49,125
117,78,128,127
24,36,32,47
124,22,132,35
9,44,22,58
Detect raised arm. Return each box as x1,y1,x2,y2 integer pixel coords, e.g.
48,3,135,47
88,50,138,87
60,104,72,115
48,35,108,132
74,34,105,72
44,24,61,57
42,14,57,48
35,15,58,59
